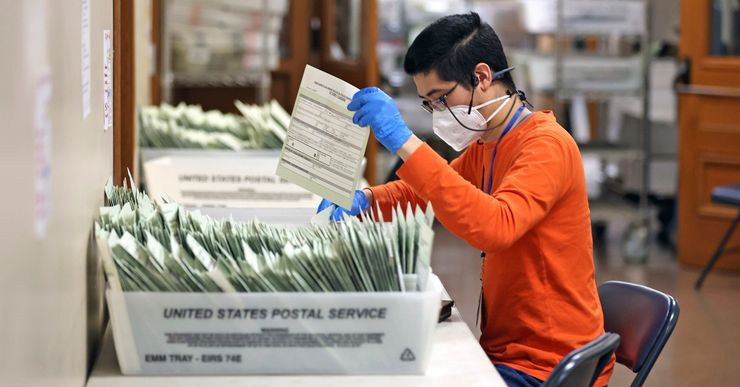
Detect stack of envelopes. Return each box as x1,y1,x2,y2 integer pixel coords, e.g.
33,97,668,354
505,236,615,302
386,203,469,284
139,100,288,150
96,177,435,293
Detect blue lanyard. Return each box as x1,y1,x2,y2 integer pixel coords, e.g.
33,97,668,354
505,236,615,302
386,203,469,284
481,105,528,195
478,105,528,260
475,106,527,328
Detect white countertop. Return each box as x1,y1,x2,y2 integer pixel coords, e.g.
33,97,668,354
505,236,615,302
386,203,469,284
86,308,505,387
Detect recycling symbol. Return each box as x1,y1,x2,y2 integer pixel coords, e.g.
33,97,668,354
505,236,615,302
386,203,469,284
400,348,416,362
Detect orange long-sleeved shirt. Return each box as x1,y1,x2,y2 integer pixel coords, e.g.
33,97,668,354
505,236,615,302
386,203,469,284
368,111,614,385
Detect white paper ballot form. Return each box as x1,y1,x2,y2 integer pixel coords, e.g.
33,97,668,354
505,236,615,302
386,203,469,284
276,65,370,209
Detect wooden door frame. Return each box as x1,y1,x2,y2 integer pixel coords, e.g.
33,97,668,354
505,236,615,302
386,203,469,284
150,0,162,106
677,0,740,269
360,0,379,186
679,0,740,86
113,0,136,185
271,0,313,111
122,1,379,185
319,0,379,87
319,0,379,185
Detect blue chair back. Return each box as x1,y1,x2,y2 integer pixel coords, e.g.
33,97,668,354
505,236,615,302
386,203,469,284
598,281,680,387
542,333,620,387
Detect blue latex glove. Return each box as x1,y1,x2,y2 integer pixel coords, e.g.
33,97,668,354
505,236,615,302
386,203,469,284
316,190,370,222
347,87,412,154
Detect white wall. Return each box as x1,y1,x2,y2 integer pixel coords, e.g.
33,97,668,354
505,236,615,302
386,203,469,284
0,1,113,386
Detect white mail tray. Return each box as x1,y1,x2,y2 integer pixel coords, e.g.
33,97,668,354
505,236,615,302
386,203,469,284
106,275,442,375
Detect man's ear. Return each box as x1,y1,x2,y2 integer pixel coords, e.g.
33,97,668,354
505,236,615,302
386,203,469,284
473,63,493,91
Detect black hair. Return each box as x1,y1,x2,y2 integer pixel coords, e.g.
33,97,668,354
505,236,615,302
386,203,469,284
403,12,515,91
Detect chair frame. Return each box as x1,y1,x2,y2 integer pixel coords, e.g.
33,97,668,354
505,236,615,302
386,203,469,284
542,333,621,387
599,281,680,387
695,211,740,289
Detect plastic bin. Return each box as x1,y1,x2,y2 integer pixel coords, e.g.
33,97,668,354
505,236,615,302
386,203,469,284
106,275,443,375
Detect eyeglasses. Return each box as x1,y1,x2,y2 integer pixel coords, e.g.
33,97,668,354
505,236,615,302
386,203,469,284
421,67,516,114
421,84,459,114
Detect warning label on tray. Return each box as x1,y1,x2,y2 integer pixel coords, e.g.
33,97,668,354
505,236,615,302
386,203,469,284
164,328,384,348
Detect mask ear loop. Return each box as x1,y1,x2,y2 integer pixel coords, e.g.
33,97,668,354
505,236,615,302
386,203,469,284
442,71,513,132
483,94,514,123
473,90,521,144
444,94,513,132
486,91,518,130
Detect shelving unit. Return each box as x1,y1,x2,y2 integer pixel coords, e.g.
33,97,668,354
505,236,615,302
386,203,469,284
566,0,652,261
160,0,288,105
515,0,654,261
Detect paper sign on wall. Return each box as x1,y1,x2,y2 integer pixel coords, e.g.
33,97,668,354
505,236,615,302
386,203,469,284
103,30,113,130
25,0,53,239
34,78,53,239
81,0,91,119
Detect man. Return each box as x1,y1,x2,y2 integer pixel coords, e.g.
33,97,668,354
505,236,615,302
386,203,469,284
317,12,613,387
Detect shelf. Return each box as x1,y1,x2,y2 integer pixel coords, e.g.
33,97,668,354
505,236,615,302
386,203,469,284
171,72,269,88
509,51,644,96
555,88,643,99
588,190,643,221
578,143,643,161
521,0,647,36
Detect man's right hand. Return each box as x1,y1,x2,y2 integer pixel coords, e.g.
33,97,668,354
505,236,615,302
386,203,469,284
316,190,371,222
